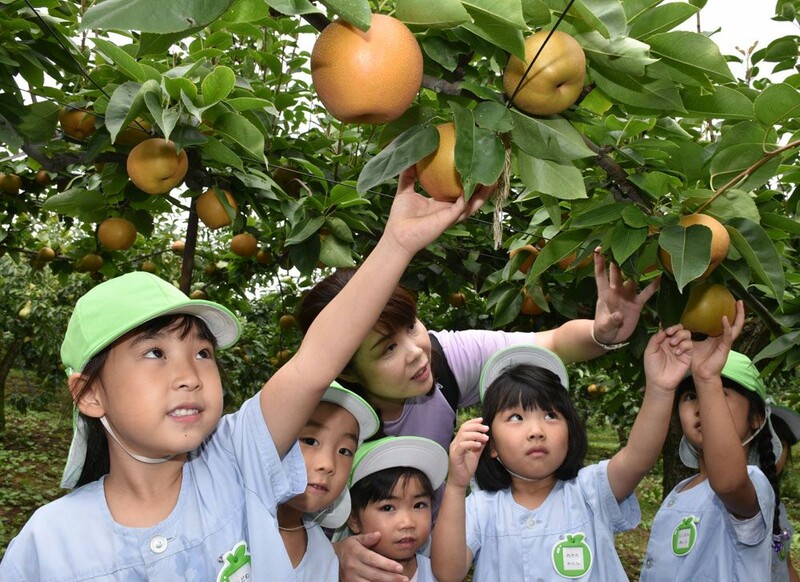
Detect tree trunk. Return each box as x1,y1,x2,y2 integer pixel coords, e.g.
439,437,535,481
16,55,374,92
662,412,693,499
0,337,23,436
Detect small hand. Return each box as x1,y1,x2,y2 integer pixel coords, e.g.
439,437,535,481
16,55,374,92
644,325,693,392
448,417,489,489
335,533,408,582
691,300,745,381
384,168,493,257
592,249,660,345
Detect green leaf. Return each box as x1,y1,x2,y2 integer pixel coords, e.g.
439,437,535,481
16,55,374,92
628,2,698,39
658,224,711,292
570,0,628,38
489,286,523,328
318,0,372,30
571,201,627,227
580,31,657,77
709,144,782,192
753,331,800,364
647,31,735,85
511,111,595,162
320,234,356,267
201,66,236,107
761,212,800,236
396,0,472,27
91,38,146,82
286,215,325,245
268,0,319,15
17,102,59,144
517,155,587,200
81,0,234,33
727,217,785,304
591,64,685,112
227,97,278,115
357,125,439,193
202,136,244,171
474,101,513,132
754,83,800,128
106,81,145,144
461,0,526,59
214,112,266,164
138,26,206,57
451,104,504,197
610,222,647,265
42,188,108,222
680,86,754,119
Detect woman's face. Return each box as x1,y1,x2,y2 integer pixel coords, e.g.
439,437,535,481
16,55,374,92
347,318,434,403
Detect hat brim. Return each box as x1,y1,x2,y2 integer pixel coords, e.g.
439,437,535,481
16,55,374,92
350,436,448,490
771,404,800,445
313,488,352,529
321,382,379,442
479,344,568,401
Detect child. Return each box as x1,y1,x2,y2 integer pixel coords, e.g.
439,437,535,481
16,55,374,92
768,403,800,582
278,381,379,580
431,326,693,581
0,167,490,581
346,436,449,582
640,304,782,581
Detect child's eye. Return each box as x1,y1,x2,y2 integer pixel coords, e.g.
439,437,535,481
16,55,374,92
507,413,523,422
379,504,395,512
197,348,213,359
338,447,354,457
544,411,559,421
682,392,697,402
414,501,430,510
144,348,164,359
299,437,319,447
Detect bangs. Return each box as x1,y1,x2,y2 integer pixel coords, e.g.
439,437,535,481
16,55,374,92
373,285,417,337
488,368,571,416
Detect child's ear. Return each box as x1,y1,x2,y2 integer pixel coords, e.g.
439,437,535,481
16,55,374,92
346,514,361,535
69,373,105,419
489,439,498,459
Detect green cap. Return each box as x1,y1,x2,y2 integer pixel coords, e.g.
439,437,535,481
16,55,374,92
349,436,449,489
479,344,568,402
61,272,240,373
322,382,379,443
720,351,767,400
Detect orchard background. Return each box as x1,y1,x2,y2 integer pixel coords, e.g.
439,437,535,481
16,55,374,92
0,0,799,566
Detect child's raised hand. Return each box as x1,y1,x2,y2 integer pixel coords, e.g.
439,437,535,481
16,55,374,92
691,300,745,382
644,325,693,392
592,249,660,345
447,417,489,489
383,168,493,257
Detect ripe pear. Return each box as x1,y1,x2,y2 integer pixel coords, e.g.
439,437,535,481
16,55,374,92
416,123,463,202
126,138,189,195
311,14,423,124
503,30,586,116
196,188,238,230
98,217,137,251
59,106,96,140
681,282,736,337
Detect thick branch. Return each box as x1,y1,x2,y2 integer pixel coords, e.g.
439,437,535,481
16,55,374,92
727,276,784,337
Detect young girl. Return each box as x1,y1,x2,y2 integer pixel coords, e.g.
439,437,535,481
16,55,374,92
431,326,693,581
0,167,490,581
640,304,782,581
278,382,379,580
346,436,449,582
771,404,800,582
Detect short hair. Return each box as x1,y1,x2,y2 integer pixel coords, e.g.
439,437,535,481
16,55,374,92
349,467,435,522
475,364,587,490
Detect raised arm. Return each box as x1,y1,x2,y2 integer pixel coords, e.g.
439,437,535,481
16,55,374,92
431,418,488,582
607,325,692,501
535,250,659,364
691,302,757,517
263,170,493,456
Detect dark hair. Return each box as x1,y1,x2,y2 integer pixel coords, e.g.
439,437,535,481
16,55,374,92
71,314,218,487
349,467,435,527
297,268,421,435
475,364,587,491
676,376,783,550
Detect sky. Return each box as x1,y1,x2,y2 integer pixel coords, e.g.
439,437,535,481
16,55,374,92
681,1,798,80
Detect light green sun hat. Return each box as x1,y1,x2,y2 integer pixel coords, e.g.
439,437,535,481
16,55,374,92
679,350,782,468
479,344,569,402
61,271,241,374
348,435,449,490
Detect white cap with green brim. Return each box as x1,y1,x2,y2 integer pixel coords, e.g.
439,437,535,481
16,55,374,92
479,344,569,402
308,382,380,529
59,272,241,489
350,436,449,490
769,402,800,446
